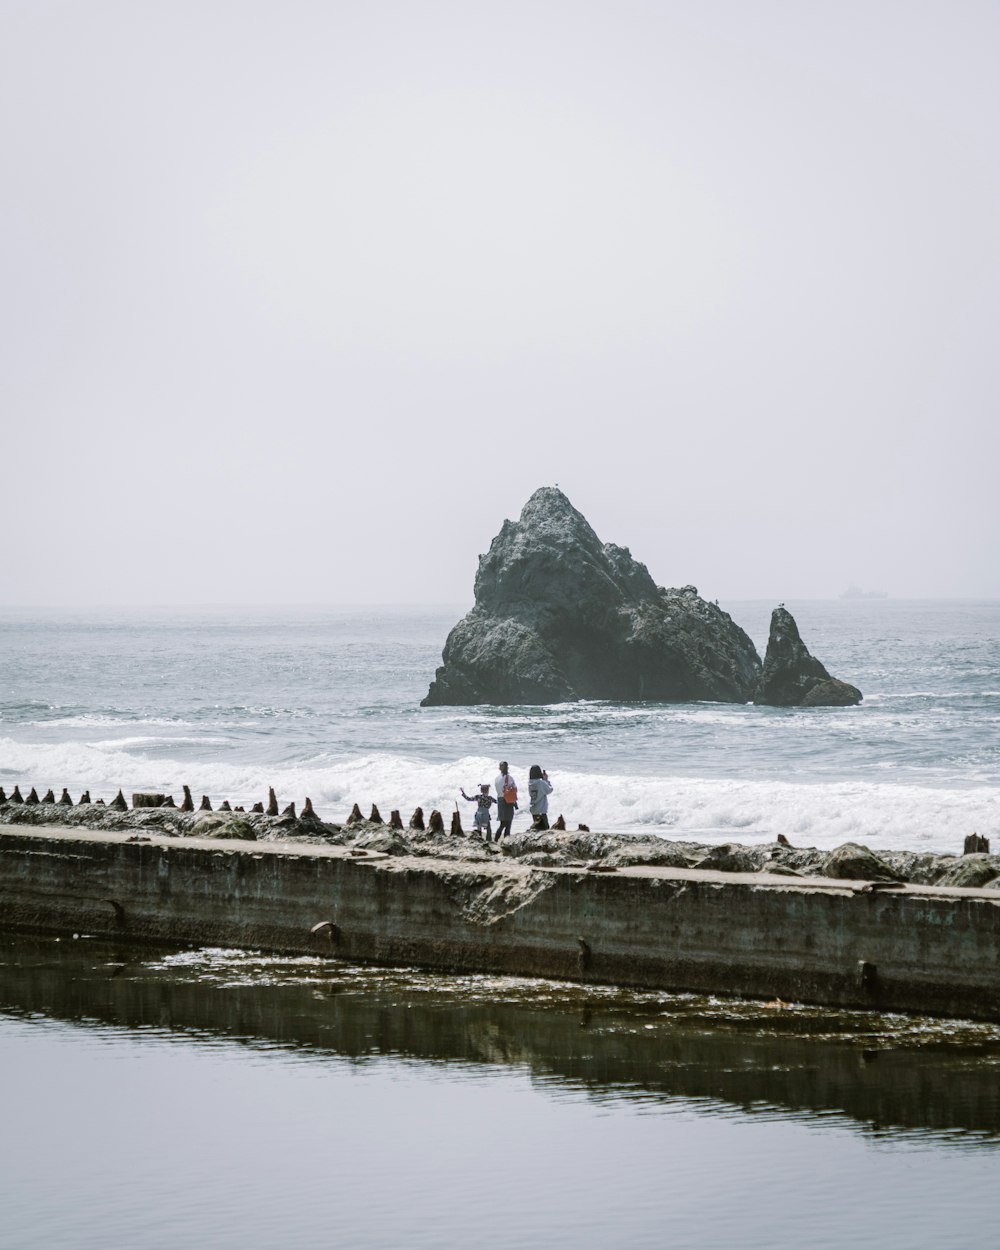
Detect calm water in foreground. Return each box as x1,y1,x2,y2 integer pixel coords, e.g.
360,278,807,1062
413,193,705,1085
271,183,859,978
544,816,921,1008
2,931,1000,1250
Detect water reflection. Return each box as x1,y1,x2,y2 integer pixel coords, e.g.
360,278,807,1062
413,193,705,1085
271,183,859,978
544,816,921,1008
3,931,1000,1146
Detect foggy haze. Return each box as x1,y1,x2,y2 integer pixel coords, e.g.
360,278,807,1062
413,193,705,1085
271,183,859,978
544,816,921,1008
2,1,997,606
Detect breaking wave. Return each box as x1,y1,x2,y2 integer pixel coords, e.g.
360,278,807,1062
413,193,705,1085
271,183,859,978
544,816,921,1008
1,738,995,855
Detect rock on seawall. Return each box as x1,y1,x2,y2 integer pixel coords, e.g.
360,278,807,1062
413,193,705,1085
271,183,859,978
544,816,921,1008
755,606,862,707
422,487,763,705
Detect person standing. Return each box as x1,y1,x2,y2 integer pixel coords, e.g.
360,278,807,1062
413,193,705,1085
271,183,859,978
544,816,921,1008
460,783,496,841
528,764,553,831
494,761,517,840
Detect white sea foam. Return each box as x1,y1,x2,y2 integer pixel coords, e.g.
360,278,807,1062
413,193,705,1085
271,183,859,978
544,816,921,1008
3,737,996,855
32,714,191,730
88,736,230,750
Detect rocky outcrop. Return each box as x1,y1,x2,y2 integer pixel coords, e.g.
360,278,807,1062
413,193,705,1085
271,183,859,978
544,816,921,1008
422,487,762,705
755,607,862,707
936,856,999,889
694,843,769,873
821,842,900,881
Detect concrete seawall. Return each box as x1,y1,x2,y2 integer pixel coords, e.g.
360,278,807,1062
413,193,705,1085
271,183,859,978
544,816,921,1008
3,825,1000,1020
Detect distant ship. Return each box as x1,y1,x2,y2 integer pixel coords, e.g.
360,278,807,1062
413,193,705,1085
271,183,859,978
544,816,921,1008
840,584,888,600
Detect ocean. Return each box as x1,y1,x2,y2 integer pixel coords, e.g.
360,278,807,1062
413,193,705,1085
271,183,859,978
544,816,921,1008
1,598,997,851
2,598,1000,1248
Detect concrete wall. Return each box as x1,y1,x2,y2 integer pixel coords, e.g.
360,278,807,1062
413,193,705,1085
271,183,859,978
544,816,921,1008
3,825,1000,1020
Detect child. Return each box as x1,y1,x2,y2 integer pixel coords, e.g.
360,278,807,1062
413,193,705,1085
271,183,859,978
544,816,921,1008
460,783,496,841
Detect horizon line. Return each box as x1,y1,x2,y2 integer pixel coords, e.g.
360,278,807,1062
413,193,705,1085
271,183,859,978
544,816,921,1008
0,596,998,612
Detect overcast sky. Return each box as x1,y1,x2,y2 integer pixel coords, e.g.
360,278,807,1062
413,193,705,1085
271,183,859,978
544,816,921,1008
2,0,997,605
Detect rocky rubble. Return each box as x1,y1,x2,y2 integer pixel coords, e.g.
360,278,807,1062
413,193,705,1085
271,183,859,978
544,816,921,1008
1,795,993,888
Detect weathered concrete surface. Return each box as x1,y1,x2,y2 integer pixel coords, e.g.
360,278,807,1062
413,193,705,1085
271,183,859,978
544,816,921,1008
3,825,1000,1019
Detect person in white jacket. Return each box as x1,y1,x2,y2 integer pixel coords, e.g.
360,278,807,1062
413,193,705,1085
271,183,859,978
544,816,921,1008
527,764,553,831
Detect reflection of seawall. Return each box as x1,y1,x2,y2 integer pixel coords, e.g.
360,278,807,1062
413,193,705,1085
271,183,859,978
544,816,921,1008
3,934,999,1141
3,825,1000,1020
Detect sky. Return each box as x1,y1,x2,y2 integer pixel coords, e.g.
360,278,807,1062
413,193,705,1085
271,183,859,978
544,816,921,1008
2,0,998,605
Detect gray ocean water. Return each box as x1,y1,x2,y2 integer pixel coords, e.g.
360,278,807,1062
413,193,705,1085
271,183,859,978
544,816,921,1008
1,598,998,849
2,599,999,1248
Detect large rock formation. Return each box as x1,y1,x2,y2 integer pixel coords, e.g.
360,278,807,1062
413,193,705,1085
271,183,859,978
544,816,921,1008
755,607,862,707
422,487,762,705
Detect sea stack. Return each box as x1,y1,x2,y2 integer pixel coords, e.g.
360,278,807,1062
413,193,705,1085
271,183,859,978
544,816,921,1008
755,607,862,707
422,487,762,705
